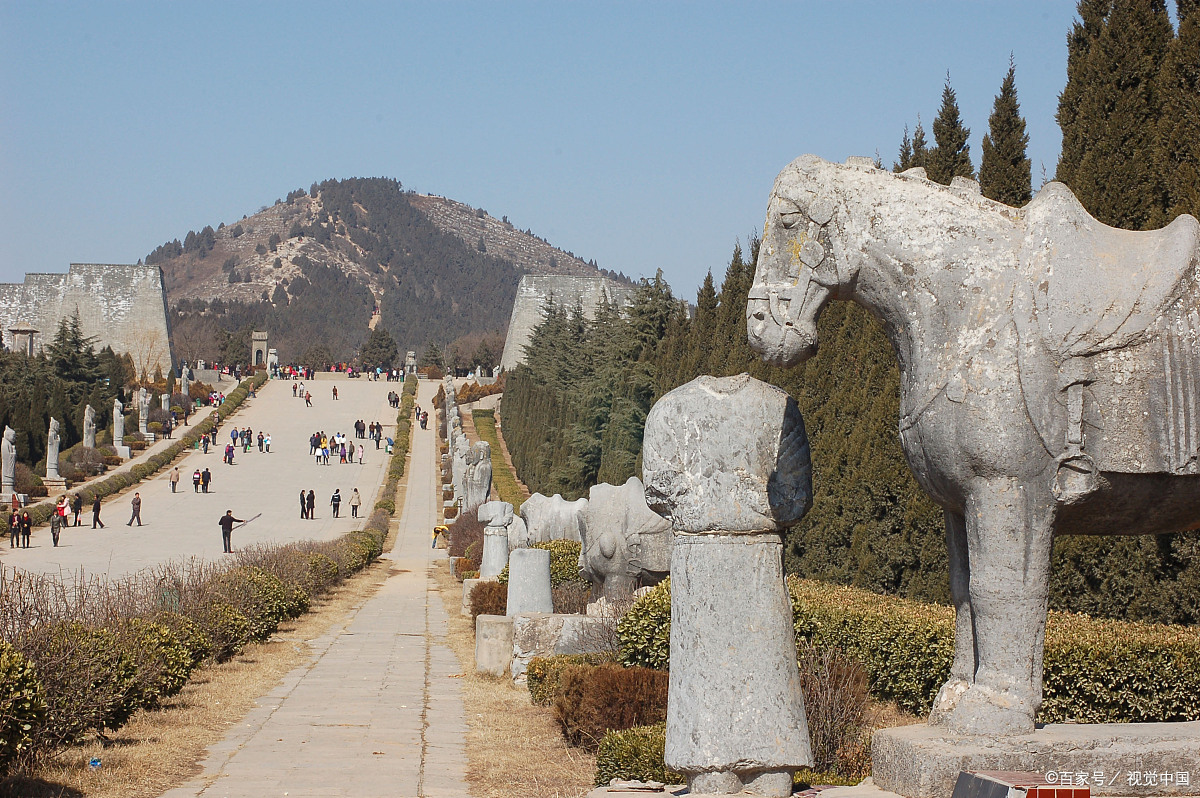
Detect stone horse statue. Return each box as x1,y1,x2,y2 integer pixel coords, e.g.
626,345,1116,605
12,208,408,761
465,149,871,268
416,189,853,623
747,154,1200,737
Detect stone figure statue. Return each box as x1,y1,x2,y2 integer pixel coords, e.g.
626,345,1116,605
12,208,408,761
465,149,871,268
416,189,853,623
83,404,96,449
643,374,813,797
579,477,673,601
181,365,191,398
113,397,125,442
138,387,150,435
161,393,170,413
747,154,1200,737
518,493,587,544
464,441,493,510
45,418,61,480
1,426,15,495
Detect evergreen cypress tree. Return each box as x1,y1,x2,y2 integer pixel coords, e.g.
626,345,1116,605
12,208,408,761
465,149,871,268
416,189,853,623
1157,0,1200,222
910,118,930,173
894,125,914,172
979,59,1033,206
928,77,974,185
1058,0,1173,228
1056,0,1110,188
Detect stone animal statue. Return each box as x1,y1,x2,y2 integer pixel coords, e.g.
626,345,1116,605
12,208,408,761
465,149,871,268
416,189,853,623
579,477,673,601
46,418,61,480
747,154,1200,737
83,404,96,449
519,492,587,544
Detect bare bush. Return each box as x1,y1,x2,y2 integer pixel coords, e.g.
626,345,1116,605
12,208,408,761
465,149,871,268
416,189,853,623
796,641,869,775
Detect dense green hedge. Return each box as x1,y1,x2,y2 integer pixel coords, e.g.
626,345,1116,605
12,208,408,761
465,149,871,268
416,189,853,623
0,641,44,768
615,577,1200,723
594,723,681,786
526,653,615,706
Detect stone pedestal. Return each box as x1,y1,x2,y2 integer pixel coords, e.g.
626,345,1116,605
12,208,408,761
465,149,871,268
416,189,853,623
480,533,509,578
666,533,810,797
42,477,67,496
873,721,1200,798
461,578,483,617
474,614,514,677
115,445,131,459
506,548,553,616
510,612,612,682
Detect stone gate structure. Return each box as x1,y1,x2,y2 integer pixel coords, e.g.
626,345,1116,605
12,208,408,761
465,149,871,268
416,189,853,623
499,275,636,371
0,263,172,376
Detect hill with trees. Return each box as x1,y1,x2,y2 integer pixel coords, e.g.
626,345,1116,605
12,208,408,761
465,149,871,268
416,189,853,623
153,178,618,368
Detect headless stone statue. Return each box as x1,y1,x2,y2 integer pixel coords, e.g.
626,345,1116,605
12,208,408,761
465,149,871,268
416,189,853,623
138,387,150,436
643,374,813,797
1,426,15,495
83,404,96,449
45,418,61,480
518,493,587,544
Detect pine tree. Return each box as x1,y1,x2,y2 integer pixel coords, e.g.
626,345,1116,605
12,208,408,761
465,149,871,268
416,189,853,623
1057,0,1173,228
928,77,974,185
894,125,914,172
910,118,930,173
1057,0,1111,187
979,59,1033,206
359,325,398,368
1157,0,1200,222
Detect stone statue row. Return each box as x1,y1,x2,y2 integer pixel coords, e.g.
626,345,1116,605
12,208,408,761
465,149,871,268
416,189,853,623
441,377,493,513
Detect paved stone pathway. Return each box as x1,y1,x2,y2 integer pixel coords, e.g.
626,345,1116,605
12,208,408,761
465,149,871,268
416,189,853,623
158,378,472,797
2,376,403,579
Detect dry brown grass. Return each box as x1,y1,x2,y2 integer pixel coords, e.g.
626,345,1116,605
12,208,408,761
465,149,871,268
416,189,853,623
431,560,595,798
0,562,390,798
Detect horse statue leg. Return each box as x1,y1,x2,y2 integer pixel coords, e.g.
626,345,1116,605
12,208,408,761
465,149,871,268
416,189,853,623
928,511,974,724
945,477,1055,736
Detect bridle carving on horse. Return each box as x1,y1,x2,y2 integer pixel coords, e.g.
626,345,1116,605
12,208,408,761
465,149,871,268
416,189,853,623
747,154,1200,736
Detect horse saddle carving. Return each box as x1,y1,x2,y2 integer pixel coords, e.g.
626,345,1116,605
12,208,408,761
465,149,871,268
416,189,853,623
1013,185,1200,490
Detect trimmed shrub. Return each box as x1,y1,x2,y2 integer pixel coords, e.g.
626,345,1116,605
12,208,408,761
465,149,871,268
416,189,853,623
0,640,46,768
616,579,670,670
304,552,341,593
527,653,615,706
154,611,212,667
199,602,253,661
553,662,668,751
594,723,681,787
470,580,507,619
497,539,587,589
119,618,194,709
373,498,395,515
213,567,289,642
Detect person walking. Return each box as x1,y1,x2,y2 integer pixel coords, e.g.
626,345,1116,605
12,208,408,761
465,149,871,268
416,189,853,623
201,468,212,493
71,493,82,526
300,489,308,519
8,511,18,548
264,433,271,453
218,509,244,553
127,492,143,526
330,488,342,518
306,489,315,519
169,467,180,493
19,510,31,548
51,497,65,545
257,431,264,452
92,494,104,529
193,469,202,492
332,385,338,401
349,488,361,518
305,391,312,407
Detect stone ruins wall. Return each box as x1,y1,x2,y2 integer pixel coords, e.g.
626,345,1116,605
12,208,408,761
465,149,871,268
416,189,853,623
500,275,636,371
0,263,172,375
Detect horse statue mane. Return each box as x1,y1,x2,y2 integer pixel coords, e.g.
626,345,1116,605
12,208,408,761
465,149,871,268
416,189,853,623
748,154,1200,737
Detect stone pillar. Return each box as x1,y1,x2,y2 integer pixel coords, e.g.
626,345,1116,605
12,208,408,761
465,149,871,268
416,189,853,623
83,405,96,449
475,614,514,677
642,374,814,797
506,548,553,616
461,577,482,617
478,501,513,579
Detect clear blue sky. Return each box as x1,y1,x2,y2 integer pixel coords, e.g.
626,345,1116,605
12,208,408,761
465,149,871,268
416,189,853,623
1,2,1084,299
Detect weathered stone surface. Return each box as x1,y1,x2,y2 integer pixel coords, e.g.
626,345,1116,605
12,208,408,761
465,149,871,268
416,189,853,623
474,614,514,677
138,387,150,436
506,514,530,549
519,492,587,544
45,418,61,480
509,612,612,682
479,500,513,580
461,577,483,617
464,441,493,510
643,375,811,534
747,153,1200,736
642,375,814,796
873,722,1200,798
1,426,14,495
0,263,172,376
112,397,124,441
506,548,553,616
580,477,672,601
82,404,96,449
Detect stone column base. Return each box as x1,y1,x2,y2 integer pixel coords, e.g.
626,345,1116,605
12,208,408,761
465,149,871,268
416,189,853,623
42,478,67,495
873,721,1200,797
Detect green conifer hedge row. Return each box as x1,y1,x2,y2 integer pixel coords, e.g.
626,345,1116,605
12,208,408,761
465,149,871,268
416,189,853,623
468,409,525,511
615,577,1200,724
